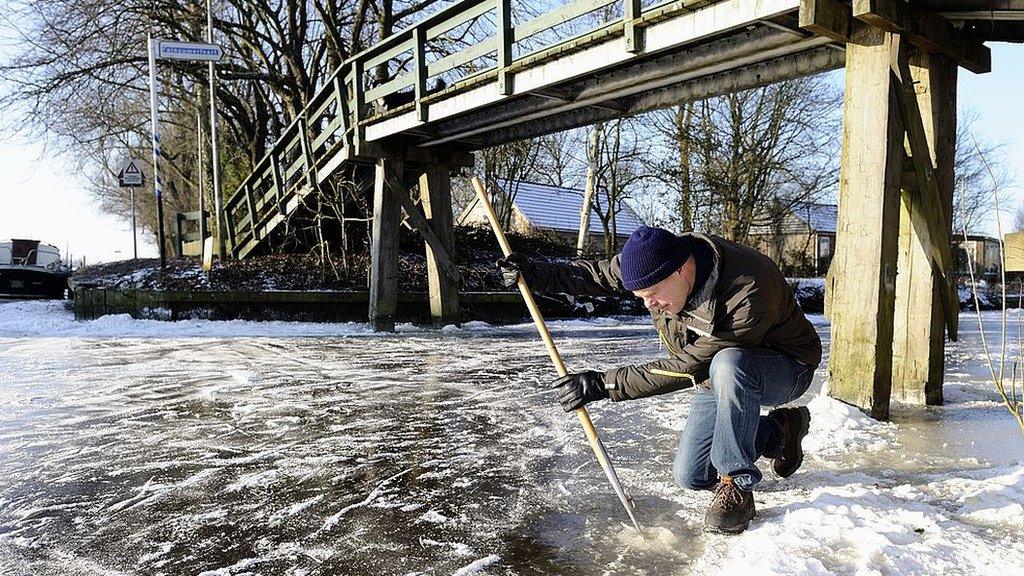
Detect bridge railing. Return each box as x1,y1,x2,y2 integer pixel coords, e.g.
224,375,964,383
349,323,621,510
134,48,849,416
222,0,713,258
223,69,354,258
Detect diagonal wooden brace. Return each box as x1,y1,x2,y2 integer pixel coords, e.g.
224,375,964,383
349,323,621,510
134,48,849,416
889,35,958,341
382,172,462,285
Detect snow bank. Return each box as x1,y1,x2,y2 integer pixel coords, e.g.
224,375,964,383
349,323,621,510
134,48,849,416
693,468,1024,576
928,465,1024,529
0,300,382,338
0,300,651,339
803,393,897,457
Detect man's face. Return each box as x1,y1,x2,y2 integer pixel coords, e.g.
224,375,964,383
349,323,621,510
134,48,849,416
631,256,696,315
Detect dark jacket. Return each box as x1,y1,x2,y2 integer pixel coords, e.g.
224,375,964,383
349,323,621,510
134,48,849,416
529,234,822,401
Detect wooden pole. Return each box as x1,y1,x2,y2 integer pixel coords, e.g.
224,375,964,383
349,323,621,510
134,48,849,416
892,48,957,406
419,164,460,325
828,23,903,420
370,158,403,331
196,106,207,250
470,176,643,533
577,124,601,256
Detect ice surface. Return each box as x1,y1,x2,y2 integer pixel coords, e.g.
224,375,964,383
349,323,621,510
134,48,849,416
1,301,1023,575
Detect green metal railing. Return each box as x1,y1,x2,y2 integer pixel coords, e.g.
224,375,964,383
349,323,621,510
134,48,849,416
222,0,715,259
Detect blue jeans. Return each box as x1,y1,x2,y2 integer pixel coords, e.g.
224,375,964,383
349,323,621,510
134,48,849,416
673,347,815,492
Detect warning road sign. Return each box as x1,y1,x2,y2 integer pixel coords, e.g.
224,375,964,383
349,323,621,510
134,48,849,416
119,158,145,187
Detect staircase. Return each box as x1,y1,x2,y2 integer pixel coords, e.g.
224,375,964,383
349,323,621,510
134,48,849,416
223,69,355,259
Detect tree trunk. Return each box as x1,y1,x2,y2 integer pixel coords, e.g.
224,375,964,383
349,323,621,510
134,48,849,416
577,124,602,256
676,104,694,231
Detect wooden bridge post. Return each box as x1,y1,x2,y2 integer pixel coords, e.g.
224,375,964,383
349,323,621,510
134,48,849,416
828,22,904,420
892,49,957,406
370,157,403,332
419,164,460,326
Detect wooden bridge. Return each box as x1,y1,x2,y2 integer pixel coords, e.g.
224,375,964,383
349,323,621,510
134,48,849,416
213,0,1023,419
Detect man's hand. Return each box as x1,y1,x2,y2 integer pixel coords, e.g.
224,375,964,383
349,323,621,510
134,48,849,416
496,253,535,289
549,370,609,412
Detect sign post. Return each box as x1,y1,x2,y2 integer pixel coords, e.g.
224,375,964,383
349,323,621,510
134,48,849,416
207,0,227,260
147,36,166,268
196,108,206,255
147,36,224,268
118,158,145,260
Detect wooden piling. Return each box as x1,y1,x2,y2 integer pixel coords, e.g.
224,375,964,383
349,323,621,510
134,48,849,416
828,23,904,420
892,49,958,406
419,164,460,326
370,157,403,332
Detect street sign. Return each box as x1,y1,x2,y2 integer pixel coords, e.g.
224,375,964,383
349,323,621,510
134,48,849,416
119,158,145,187
156,40,223,62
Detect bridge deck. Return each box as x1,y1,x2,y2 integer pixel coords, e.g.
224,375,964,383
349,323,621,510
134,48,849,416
362,0,839,150
221,0,1023,259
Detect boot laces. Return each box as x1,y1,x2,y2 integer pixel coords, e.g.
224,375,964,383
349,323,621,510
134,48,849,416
712,478,746,510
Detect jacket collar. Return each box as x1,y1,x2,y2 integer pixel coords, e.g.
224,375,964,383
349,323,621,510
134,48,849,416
679,234,720,329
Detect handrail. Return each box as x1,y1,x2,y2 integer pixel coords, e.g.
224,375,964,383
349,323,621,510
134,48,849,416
222,0,731,259
347,0,492,65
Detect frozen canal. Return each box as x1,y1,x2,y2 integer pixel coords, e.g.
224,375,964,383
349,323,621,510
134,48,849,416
1,300,1023,575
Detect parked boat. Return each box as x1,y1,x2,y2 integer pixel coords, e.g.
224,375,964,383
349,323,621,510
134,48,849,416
0,239,72,299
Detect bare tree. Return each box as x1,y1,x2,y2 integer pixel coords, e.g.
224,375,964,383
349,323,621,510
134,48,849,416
954,112,1011,234
1,0,440,260
639,75,842,243
480,139,542,230
586,118,650,255
1013,205,1024,233
533,129,583,189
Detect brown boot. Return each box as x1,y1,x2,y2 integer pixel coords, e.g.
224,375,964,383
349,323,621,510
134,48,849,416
704,475,755,533
768,406,811,478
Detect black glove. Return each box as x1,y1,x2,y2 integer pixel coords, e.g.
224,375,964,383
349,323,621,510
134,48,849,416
549,370,609,412
496,253,535,289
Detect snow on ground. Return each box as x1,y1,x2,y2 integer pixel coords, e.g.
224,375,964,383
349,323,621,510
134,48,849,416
0,300,1023,575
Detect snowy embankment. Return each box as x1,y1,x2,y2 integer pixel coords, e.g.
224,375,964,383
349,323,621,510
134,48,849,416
1,300,1023,576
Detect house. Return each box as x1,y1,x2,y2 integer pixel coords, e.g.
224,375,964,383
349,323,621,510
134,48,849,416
458,179,645,252
954,234,1002,280
748,201,836,276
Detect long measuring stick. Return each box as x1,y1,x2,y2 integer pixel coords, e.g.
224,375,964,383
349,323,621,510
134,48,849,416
470,176,643,533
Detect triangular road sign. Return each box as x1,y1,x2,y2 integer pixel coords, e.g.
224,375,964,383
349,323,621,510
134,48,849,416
119,158,145,187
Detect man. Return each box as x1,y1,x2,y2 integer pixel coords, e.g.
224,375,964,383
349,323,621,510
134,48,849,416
498,226,822,533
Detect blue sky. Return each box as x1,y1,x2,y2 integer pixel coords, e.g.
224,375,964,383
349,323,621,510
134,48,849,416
0,43,1022,264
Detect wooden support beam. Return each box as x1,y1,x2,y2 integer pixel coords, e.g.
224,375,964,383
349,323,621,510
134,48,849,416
381,171,461,286
419,164,461,326
271,154,286,214
244,184,259,242
799,0,851,43
892,46,958,406
224,206,237,256
940,9,1024,21
890,38,959,342
828,22,903,421
353,60,367,156
497,0,513,95
852,0,991,74
470,45,843,148
370,158,403,332
413,26,428,122
625,0,644,53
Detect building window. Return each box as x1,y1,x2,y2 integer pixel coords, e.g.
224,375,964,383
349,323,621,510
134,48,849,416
818,235,832,259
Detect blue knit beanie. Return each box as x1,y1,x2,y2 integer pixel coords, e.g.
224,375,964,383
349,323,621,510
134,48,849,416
620,226,692,291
